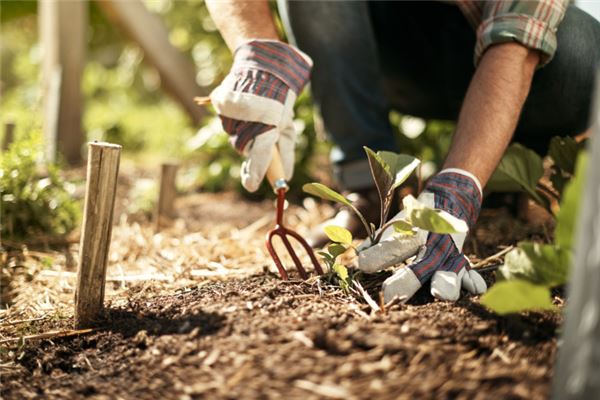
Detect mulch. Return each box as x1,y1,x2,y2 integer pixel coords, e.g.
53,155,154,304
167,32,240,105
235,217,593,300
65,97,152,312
1,270,560,400
1,168,561,399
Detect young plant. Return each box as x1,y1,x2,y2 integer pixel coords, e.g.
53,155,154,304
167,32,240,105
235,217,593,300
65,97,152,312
303,147,468,245
481,152,587,314
318,226,354,292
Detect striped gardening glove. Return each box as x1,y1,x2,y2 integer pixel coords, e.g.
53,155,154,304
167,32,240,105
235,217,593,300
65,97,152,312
358,169,487,303
209,40,312,192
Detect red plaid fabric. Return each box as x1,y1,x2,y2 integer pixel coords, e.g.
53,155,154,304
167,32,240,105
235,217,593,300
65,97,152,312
455,0,568,67
220,40,312,152
409,172,482,283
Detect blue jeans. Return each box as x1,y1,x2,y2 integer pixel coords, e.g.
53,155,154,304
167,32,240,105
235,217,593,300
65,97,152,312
278,1,600,190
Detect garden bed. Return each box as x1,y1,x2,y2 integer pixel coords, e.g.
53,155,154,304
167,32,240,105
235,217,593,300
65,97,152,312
1,178,561,399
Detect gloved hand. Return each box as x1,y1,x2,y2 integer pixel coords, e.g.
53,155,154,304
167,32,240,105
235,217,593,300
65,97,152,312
358,169,487,303
209,40,312,192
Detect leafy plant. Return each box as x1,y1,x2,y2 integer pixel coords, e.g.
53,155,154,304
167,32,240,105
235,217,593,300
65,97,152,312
487,137,584,214
481,152,587,314
318,226,355,292
1,133,80,240
303,147,467,245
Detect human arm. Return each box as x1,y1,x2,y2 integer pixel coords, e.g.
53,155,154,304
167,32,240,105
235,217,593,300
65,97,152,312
443,42,540,186
205,0,279,50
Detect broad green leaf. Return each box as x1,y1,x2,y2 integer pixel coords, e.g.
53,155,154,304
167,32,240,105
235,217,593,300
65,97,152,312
303,183,352,207
409,208,468,234
555,153,587,250
549,136,579,175
332,264,350,291
499,242,570,287
378,151,420,190
481,280,555,315
323,225,353,245
487,144,546,206
393,219,416,236
327,243,348,259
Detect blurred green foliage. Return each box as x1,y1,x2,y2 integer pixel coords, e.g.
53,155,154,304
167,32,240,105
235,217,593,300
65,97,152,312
0,0,452,198
0,133,80,239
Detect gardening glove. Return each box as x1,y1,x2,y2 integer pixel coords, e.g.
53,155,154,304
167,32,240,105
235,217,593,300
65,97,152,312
359,169,487,303
209,40,312,192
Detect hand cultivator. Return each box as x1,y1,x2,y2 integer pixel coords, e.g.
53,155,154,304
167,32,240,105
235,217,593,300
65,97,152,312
264,148,324,280
195,97,324,280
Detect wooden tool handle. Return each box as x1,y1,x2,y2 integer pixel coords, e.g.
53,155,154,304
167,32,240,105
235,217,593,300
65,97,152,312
266,146,287,190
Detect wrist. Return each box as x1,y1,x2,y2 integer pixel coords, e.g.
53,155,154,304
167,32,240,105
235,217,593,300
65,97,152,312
232,40,312,94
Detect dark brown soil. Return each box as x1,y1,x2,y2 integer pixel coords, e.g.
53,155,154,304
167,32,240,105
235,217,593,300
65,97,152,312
1,271,560,400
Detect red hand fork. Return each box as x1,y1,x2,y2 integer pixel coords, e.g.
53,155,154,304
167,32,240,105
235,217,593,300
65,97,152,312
264,147,324,280
194,97,323,280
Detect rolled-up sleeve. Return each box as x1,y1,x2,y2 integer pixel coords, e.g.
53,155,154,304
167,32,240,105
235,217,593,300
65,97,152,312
474,0,568,67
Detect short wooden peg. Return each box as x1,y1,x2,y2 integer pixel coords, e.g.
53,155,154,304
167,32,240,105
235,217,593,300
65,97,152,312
155,162,179,231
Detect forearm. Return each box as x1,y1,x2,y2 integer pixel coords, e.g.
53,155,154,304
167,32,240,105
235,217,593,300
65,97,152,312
443,43,540,186
205,0,280,51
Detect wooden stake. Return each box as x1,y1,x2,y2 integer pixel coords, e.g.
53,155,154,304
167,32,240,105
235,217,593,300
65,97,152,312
75,142,121,328
155,162,178,231
2,122,15,151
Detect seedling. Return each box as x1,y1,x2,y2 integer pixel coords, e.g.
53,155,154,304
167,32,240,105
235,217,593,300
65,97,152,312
303,147,468,246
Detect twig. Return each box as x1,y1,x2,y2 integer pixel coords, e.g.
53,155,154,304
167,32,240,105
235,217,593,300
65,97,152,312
472,245,515,269
352,280,381,313
0,316,48,327
0,328,95,345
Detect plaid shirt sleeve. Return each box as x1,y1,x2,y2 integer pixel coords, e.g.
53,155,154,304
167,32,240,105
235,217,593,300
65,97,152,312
457,0,568,67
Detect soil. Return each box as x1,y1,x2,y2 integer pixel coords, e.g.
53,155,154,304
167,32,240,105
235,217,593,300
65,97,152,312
1,182,561,399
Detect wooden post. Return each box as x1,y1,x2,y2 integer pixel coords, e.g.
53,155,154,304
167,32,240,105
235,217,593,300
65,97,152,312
96,0,206,124
155,163,179,231
75,142,121,328
38,0,87,165
552,68,600,399
2,122,15,151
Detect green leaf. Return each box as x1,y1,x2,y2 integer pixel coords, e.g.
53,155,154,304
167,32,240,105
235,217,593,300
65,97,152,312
499,242,570,287
409,208,468,234
332,263,349,289
555,153,587,250
364,147,420,226
302,183,353,207
327,243,348,259
317,251,334,263
303,182,373,240
487,144,546,206
481,280,555,315
378,151,421,191
549,136,579,175
323,225,353,245
393,219,415,236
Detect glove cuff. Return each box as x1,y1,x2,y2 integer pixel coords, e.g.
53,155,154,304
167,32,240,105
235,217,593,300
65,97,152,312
232,40,312,95
425,170,482,228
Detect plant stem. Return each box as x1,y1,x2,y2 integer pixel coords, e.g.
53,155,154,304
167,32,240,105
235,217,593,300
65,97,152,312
374,218,412,244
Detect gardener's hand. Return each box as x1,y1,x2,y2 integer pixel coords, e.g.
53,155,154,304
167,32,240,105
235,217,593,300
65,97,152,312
209,40,312,192
358,169,487,303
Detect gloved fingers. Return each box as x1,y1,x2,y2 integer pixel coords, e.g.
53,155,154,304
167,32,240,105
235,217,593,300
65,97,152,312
437,253,487,296
357,236,422,273
461,268,487,295
382,267,422,304
430,268,465,302
210,84,285,127
240,129,279,192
